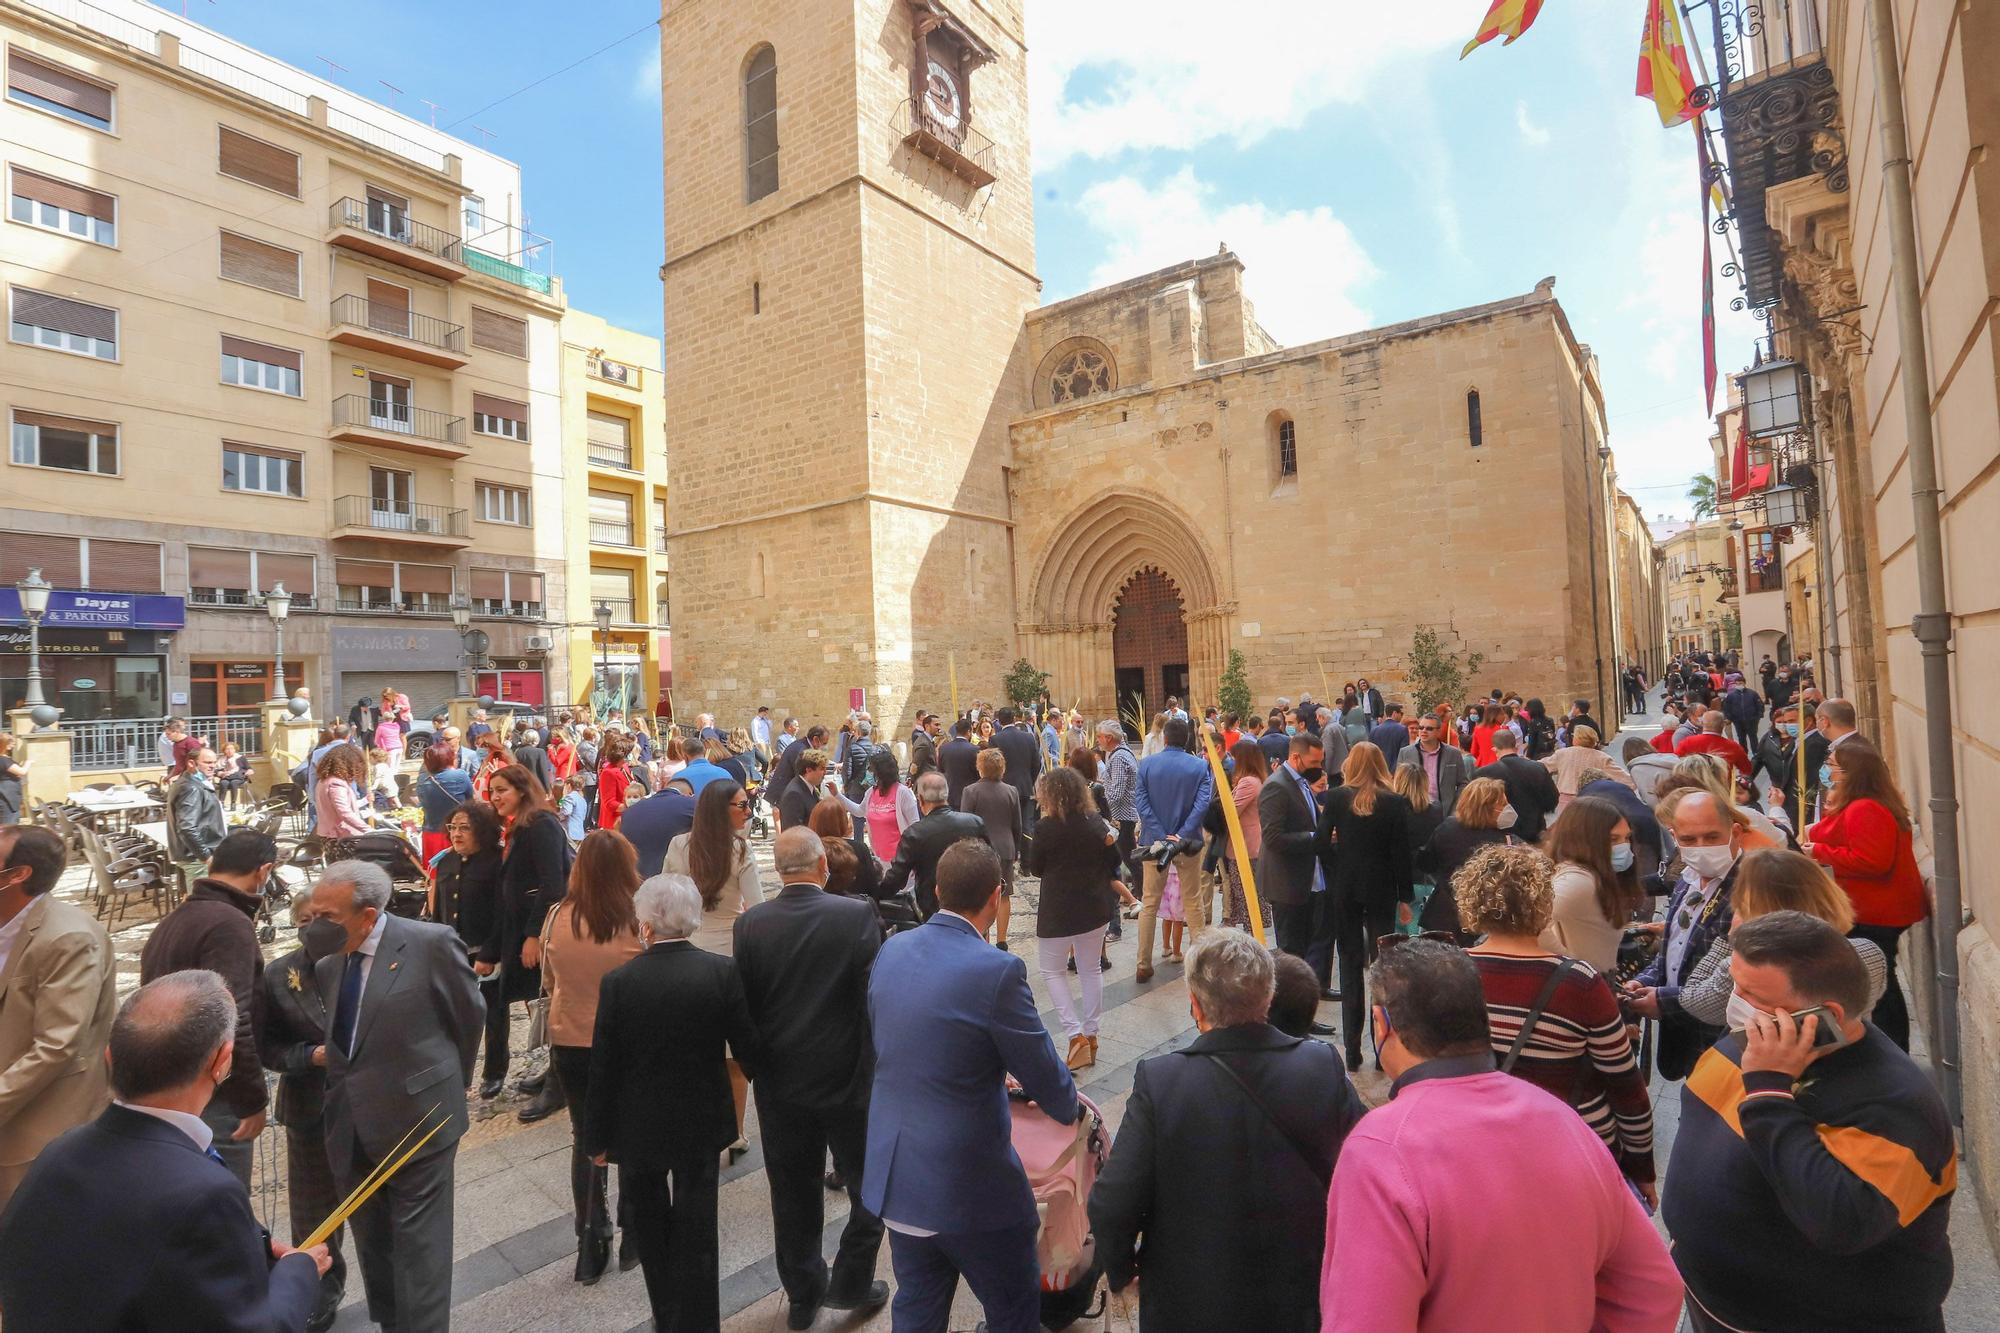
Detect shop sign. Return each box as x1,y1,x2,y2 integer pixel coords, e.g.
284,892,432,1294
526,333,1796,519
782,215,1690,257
0,590,186,629
330,625,463,671
0,627,159,654
222,663,268,680
70,678,97,689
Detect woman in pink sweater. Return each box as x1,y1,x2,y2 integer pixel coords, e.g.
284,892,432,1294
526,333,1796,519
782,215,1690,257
1221,739,1267,932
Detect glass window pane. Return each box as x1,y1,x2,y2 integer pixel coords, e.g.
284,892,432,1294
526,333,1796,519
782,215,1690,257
94,431,115,474
8,195,27,223
223,450,241,490
38,426,90,471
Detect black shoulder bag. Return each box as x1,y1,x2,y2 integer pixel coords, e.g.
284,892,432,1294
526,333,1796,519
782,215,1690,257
1201,1048,1334,1190
1499,957,1576,1074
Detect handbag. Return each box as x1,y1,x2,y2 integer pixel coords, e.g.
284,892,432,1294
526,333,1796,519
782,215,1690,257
525,906,557,1049
1499,958,1576,1075
1201,1049,1333,1190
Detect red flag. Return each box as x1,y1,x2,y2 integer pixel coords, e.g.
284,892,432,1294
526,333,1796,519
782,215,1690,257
1727,411,1749,499
1698,124,1718,415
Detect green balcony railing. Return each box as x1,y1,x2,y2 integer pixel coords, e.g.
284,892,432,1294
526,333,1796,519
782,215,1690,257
463,246,553,296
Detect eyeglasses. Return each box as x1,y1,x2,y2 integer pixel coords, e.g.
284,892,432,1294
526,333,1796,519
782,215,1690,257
728,799,751,811
1376,930,1459,953
446,821,473,833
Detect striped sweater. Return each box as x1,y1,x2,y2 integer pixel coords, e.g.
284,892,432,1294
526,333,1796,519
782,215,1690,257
1470,953,1655,1182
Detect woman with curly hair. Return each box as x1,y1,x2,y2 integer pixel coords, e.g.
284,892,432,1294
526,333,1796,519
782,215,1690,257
313,742,372,838
1456,843,1656,1208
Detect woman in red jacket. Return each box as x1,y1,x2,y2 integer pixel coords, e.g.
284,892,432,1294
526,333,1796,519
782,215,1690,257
595,733,634,831
1804,737,1924,1050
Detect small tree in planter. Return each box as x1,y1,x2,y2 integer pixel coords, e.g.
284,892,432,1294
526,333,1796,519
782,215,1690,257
1217,649,1253,721
1404,626,1484,718
1002,658,1052,713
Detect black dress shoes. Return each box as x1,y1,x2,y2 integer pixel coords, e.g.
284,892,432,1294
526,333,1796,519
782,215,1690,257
1308,1021,1336,1037
823,1281,890,1313
477,1078,503,1100
619,1230,640,1272
517,1081,567,1124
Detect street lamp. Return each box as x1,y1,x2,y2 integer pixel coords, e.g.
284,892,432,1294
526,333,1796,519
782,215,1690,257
450,594,473,696
1764,480,1810,529
262,582,291,700
15,568,56,729
594,602,613,710
1737,360,1805,438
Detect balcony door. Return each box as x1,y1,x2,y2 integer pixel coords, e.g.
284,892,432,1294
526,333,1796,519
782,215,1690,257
369,374,412,433
370,467,413,530
365,185,411,243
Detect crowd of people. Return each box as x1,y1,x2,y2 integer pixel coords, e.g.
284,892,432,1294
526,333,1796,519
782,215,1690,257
0,648,1964,1332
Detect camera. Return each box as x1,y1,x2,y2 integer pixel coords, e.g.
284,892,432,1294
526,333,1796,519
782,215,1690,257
1144,835,1202,870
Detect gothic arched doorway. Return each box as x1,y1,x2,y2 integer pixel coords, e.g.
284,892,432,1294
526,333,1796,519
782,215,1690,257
1112,567,1189,720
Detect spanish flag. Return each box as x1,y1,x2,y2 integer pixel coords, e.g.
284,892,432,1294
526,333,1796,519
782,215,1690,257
1636,0,1699,125
1461,0,1545,58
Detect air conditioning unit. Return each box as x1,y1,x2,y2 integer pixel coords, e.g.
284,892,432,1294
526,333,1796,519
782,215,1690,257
525,634,552,652
412,516,437,533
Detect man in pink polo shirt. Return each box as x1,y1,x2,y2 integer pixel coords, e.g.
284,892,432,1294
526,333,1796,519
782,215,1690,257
1320,940,1683,1332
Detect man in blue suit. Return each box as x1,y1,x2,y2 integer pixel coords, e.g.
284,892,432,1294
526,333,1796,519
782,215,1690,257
862,840,1078,1333
1134,715,1214,981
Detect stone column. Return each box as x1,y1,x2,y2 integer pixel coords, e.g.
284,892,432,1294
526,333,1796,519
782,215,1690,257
7,711,72,814
260,699,317,796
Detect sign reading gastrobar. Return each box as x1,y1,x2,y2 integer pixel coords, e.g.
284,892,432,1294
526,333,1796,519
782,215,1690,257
0,590,186,629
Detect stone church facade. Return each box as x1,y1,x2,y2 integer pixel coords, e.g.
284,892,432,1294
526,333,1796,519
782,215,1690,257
661,0,1620,732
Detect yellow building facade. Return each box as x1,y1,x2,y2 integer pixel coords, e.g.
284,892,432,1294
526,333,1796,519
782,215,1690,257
1657,519,1732,656
559,309,667,716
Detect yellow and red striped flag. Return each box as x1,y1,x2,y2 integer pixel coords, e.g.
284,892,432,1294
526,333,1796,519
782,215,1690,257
1636,0,1699,125
1461,0,1545,59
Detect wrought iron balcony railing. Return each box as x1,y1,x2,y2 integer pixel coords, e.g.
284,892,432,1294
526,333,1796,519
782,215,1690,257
328,198,462,264
330,295,466,355
331,394,465,445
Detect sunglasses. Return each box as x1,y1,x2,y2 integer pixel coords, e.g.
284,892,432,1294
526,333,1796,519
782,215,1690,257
1376,930,1458,953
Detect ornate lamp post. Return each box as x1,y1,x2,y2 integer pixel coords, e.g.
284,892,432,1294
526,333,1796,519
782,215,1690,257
262,582,292,700
594,602,613,709
15,568,56,729
450,595,473,696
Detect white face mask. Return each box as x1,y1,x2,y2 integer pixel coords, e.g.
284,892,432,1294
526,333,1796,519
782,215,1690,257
1725,992,1762,1034
1496,806,1519,830
1682,844,1737,881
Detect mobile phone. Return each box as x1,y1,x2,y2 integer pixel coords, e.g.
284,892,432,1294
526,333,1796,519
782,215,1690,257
1730,1003,1841,1046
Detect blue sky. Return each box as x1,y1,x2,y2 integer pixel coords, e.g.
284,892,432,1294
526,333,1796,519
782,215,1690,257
163,0,1756,522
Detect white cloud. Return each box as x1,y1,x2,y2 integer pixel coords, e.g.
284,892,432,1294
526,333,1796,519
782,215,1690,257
1515,100,1551,147
1028,0,1471,169
632,45,661,103
1073,167,1375,346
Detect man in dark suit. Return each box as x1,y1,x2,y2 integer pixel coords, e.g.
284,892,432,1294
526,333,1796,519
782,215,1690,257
1256,714,1292,767
937,718,981,808
991,706,1042,832
1367,703,1410,767
778,747,830,831
0,970,327,1331
880,771,986,918
909,712,940,776
733,828,887,1329
167,746,228,866
258,889,349,1332
1089,931,1362,1330
583,875,759,1333
312,862,482,1333
1472,728,1560,843
507,723,555,792
863,841,1077,1333
768,723,827,816
1395,715,1468,815
618,779,698,877
1257,732,1334,990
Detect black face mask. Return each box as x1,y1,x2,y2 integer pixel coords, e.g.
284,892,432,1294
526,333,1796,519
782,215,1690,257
300,917,348,963
1298,766,1325,785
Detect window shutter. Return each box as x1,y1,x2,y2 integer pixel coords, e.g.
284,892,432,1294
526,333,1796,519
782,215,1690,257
8,51,113,122
469,568,506,599
0,532,82,586
588,490,631,525
188,547,254,589
217,126,299,197
586,411,630,451
257,553,314,595
365,279,409,333
396,563,453,595
9,166,113,220
219,335,303,371
87,538,161,592
469,305,527,357
514,571,545,602
219,231,301,297
12,407,116,436
472,393,527,425
10,287,116,339
335,558,393,587
589,569,632,602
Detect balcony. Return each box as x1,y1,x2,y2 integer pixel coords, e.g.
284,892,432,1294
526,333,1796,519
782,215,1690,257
464,246,554,296
333,594,454,616
895,98,997,189
587,441,636,471
330,496,471,548
655,601,670,629
587,356,641,389
654,526,669,553
328,295,469,369
592,597,638,624
589,521,636,547
472,597,544,619
326,198,467,282
189,587,318,611
329,395,467,459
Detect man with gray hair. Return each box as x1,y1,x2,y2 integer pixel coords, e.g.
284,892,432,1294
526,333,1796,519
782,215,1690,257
1316,706,1350,774
881,769,987,919
312,862,482,1333
1095,719,1140,895
734,828,888,1326
1090,931,1361,1330
0,970,329,1330
584,874,757,1333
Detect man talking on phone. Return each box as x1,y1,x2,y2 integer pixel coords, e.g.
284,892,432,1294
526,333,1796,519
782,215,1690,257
1662,911,1957,1332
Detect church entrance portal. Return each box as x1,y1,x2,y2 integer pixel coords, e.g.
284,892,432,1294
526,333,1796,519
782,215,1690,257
1112,567,1189,724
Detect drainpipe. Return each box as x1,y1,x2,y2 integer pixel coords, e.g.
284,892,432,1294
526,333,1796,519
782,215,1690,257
1866,0,1962,1119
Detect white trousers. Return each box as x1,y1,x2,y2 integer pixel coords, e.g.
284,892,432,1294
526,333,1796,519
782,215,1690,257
1037,927,1107,1039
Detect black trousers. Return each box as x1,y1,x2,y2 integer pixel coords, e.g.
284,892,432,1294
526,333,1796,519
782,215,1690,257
478,974,511,1082
550,1045,629,1240
755,1090,883,1309
626,1155,721,1333
285,1119,348,1293
1733,720,1759,752
1850,923,1911,1050
1271,898,1326,985
1335,901,1398,1060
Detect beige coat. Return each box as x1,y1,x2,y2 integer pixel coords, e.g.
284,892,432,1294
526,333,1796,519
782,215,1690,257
1541,746,1637,799
540,900,644,1049
662,833,765,957
0,894,117,1205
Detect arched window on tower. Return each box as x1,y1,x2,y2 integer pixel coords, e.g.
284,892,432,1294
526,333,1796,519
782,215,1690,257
1278,420,1298,476
743,45,778,203
1467,388,1483,448
1267,411,1299,494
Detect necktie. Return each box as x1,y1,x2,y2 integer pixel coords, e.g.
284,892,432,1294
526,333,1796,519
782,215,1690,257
205,1145,226,1167
332,953,364,1058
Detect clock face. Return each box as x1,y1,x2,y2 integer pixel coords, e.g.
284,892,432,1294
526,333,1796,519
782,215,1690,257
924,58,963,133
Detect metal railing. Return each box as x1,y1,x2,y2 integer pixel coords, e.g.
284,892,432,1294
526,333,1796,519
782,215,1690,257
593,598,637,623
180,46,309,114
895,98,998,182
588,521,635,547
587,442,635,469
20,0,158,53
62,713,264,772
654,526,669,552
326,107,448,171
655,602,671,629
332,496,469,538
328,198,463,264
329,295,466,355
463,246,554,296
587,356,640,388
188,588,318,611
331,394,465,445
471,598,544,619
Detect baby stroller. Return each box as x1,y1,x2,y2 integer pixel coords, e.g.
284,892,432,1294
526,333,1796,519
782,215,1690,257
323,831,433,919
744,779,774,841
1010,1090,1109,1330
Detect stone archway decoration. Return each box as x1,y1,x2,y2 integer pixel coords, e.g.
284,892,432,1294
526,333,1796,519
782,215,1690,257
1035,336,1118,409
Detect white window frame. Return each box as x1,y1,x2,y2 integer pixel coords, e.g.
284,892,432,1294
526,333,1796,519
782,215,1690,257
472,568,543,618
219,344,302,398
10,412,119,476
7,171,116,247
188,550,317,608
475,481,531,526
5,61,115,135
221,442,304,498
462,195,485,233
8,288,117,361
473,411,528,442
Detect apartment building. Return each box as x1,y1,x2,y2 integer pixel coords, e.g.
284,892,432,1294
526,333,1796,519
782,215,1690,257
561,310,668,716
1656,518,1732,656
0,0,569,735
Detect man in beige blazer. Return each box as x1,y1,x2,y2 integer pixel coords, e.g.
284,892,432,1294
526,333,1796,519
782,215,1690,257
0,825,117,1207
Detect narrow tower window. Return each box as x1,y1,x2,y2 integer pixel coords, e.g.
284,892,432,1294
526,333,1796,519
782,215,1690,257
1278,419,1297,477
743,46,778,203
1467,389,1483,448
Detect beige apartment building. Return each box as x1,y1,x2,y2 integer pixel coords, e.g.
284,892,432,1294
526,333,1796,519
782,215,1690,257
0,0,569,754
1656,518,1732,656
560,309,669,716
